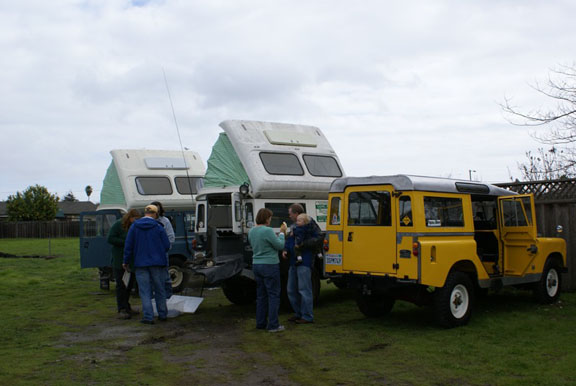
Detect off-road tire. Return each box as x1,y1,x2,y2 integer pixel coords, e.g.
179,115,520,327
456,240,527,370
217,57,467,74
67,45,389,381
356,292,395,317
534,262,561,304
434,271,474,328
222,275,256,305
168,256,188,293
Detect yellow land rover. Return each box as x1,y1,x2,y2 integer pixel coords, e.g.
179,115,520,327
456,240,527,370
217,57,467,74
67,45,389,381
324,175,566,328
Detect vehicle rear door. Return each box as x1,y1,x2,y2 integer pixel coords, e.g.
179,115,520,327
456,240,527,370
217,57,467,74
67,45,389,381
79,210,122,268
497,194,538,276
343,185,397,274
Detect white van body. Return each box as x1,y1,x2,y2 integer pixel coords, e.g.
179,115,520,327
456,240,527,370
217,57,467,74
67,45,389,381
99,149,205,212
193,120,345,303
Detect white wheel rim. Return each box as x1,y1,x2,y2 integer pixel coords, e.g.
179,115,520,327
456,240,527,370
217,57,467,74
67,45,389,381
450,284,469,319
546,269,559,297
169,267,183,287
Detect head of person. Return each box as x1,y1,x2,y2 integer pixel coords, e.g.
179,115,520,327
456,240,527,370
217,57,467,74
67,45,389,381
288,203,304,223
144,204,159,219
121,209,141,231
296,213,310,227
255,208,274,226
150,201,165,217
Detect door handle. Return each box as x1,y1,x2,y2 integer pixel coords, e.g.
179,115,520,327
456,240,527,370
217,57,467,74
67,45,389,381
347,232,353,242
527,244,538,254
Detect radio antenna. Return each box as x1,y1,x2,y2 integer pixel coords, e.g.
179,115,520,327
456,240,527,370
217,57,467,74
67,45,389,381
162,67,196,200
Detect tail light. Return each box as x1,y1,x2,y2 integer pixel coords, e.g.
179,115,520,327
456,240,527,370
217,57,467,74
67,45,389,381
192,239,198,249
412,242,419,257
323,239,329,251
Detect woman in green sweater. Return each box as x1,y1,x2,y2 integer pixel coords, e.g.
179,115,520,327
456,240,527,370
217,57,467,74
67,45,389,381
107,209,141,319
248,208,287,332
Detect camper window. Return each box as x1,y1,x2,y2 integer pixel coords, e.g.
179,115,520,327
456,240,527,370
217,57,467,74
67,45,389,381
175,176,203,195
259,152,304,176
303,155,342,177
135,177,173,195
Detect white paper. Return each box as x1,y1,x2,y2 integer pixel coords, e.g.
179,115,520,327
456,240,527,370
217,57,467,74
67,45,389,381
152,295,204,317
122,270,131,287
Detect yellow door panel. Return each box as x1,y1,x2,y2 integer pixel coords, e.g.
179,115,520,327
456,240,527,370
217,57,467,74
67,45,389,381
343,186,397,274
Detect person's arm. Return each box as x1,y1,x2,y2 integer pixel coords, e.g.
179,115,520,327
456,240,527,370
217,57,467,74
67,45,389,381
159,224,171,252
162,217,175,247
266,227,285,250
302,222,322,249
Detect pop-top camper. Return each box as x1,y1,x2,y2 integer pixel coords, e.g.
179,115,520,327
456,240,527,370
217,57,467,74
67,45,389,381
80,149,205,292
193,120,345,304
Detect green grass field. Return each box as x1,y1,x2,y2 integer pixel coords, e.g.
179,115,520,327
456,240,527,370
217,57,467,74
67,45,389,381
1,238,575,385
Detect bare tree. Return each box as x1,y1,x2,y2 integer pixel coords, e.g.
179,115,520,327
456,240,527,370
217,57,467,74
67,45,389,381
502,63,576,179
518,147,574,181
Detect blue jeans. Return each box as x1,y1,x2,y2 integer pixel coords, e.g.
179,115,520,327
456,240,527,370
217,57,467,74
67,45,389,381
287,265,314,322
253,263,281,330
135,266,168,321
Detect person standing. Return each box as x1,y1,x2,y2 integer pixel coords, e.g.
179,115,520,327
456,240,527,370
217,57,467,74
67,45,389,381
248,208,288,332
284,204,321,324
107,209,141,319
150,201,175,299
123,205,171,324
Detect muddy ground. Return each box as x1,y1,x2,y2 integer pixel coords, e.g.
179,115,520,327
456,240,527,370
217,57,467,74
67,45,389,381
58,284,300,386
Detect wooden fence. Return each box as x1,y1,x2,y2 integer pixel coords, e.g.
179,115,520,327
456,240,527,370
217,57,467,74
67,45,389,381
0,221,80,238
497,178,576,290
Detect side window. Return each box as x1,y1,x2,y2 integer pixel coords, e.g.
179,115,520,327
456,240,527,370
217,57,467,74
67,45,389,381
135,177,173,195
502,199,529,227
424,196,464,227
521,197,533,225
259,153,304,176
348,191,391,226
265,203,307,228
245,203,254,228
196,204,205,229
399,196,412,227
329,197,341,225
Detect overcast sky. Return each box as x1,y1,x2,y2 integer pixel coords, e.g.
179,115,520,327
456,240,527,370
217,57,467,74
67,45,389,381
1,0,574,202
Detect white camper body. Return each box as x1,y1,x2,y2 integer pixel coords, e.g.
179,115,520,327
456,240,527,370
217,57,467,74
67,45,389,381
99,149,205,212
193,120,345,304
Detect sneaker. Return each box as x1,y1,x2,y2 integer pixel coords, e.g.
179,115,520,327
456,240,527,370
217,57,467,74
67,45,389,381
268,325,285,333
295,319,313,324
287,316,299,323
117,310,131,320
140,319,154,325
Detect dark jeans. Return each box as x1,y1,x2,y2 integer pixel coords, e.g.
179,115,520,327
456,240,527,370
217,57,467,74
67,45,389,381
113,267,135,312
253,263,281,330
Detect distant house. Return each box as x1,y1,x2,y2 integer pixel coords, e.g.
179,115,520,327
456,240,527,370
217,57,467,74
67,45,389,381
0,201,97,222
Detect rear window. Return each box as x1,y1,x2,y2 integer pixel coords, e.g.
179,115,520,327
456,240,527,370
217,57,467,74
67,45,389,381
259,152,304,176
424,197,464,227
135,177,173,195
303,155,342,177
348,191,391,226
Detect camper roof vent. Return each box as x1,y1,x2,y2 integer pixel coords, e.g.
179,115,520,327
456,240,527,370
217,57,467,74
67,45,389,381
145,157,189,170
264,130,317,147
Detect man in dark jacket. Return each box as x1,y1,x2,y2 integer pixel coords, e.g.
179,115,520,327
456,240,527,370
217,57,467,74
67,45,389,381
283,204,322,324
123,205,171,324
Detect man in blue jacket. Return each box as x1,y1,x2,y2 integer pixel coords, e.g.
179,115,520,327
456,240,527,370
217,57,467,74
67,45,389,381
123,205,171,324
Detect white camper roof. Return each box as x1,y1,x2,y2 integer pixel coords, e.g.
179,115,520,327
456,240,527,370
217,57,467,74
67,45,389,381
98,149,205,211
216,120,345,199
